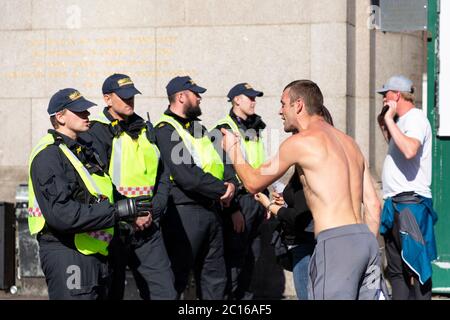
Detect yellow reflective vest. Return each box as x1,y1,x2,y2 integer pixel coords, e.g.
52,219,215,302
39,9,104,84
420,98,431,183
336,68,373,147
156,114,224,180
28,134,114,256
90,112,160,198
214,115,265,168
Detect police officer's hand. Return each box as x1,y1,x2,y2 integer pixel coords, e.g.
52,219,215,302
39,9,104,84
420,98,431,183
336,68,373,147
134,213,152,231
220,182,235,207
114,195,153,221
231,210,245,233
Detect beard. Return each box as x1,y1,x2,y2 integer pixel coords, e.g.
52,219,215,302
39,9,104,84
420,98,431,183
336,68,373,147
283,121,297,133
184,102,202,119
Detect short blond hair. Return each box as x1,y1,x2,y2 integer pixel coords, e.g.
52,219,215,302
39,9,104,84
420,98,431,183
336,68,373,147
400,88,415,104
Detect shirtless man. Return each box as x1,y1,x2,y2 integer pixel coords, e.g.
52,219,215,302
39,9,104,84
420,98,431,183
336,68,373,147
221,80,382,300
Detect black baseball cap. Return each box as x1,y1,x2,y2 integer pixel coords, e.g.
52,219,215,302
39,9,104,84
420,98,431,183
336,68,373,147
102,73,141,99
47,88,96,115
166,76,206,96
227,83,263,102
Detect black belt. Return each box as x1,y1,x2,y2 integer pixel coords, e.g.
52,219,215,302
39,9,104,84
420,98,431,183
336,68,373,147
392,191,422,204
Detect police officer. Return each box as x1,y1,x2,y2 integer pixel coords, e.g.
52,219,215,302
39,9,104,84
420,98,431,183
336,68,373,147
82,74,176,300
28,88,151,300
155,76,238,300
212,83,267,300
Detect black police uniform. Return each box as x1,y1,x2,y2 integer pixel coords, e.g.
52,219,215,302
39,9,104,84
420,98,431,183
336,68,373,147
31,130,118,300
213,109,268,300
155,108,239,300
82,108,176,300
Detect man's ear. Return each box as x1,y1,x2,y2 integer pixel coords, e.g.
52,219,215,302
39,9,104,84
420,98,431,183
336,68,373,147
55,112,66,126
295,99,304,114
103,94,112,106
178,91,185,104
233,96,240,106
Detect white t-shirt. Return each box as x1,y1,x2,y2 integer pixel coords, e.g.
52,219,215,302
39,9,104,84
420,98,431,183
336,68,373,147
382,108,432,198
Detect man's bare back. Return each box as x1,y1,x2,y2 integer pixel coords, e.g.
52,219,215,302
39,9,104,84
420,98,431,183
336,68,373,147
291,119,365,234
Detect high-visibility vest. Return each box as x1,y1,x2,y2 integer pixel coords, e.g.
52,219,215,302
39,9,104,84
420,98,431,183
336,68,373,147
90,113,160,198
156,114,224,180
214,115,265,168
28,134,114,256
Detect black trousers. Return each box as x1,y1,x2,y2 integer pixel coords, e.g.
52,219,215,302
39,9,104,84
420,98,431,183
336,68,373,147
39,238,109,300
161,203,227,300
223,193,265,300
108,222,177,300
384,210,432,300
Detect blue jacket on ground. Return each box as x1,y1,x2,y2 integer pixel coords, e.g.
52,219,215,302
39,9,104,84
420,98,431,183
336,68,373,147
380,195,438,284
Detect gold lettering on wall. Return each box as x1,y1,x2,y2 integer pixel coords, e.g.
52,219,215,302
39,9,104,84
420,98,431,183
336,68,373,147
2,33,195,84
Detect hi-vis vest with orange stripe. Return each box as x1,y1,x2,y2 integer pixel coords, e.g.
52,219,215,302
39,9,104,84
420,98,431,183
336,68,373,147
90,113,160,198
155,115,224,180
214,115,265,168
27,134,114,256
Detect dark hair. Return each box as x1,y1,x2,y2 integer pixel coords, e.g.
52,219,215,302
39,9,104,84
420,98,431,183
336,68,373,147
284,80,324,116
168,93,178,103
320,105,334,126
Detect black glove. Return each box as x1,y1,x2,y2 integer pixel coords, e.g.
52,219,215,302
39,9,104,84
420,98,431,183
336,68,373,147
114,195,152,221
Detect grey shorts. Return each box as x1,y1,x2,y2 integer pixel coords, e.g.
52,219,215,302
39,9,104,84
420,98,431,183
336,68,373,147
308,224,382,300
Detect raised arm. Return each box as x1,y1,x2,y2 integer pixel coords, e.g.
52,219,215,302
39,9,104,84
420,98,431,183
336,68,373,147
383,102,421,159
221,128,297,194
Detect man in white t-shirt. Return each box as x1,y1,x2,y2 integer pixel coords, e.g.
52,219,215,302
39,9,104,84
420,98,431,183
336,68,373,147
377,75,437,300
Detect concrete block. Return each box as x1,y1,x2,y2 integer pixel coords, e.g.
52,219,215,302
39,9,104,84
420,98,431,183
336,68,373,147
0,0,32,30
155,25,310,98
0,99,31,167
323,96,347,133
353,26,372,98
355,0,372,26
0,166,28,202
310,0,348,23
41,28,156,97
311,23,347,97
353,97,371,159
375,32,403,91
31,98,50,148
32,0,162,29
347,0,357,27
401,33,425,103
347,24,356,97
186,0,310,26
0,31,46,98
